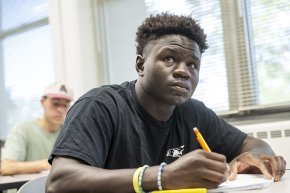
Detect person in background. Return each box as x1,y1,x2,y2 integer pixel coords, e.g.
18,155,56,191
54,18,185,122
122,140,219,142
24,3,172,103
46,13,286,193
0,82,73,175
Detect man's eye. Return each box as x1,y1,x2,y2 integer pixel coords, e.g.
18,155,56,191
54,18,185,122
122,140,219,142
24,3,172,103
164,57,174,63
188,63,196,68
188,62,200,70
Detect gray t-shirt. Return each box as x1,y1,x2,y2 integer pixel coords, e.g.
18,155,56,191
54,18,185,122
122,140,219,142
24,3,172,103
2,119,61,161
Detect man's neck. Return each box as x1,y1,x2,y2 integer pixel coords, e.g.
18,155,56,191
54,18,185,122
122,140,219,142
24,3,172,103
38,118,60,133
135,81,175,121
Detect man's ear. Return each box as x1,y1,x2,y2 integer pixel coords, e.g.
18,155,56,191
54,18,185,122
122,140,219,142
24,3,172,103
135,55,145,76
40,98,45,108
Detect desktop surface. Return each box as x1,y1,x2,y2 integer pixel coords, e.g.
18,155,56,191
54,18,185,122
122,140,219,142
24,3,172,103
1,170,289,192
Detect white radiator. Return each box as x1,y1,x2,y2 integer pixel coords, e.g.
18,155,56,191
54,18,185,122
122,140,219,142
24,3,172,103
234,120,290,166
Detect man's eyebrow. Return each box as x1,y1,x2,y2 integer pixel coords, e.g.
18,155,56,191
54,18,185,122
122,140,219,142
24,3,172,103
160,47,178,52
191,51,201,60
160,47,200,60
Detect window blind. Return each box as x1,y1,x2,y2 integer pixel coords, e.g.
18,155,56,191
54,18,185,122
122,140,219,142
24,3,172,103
248,0,290,106
0,0,54,139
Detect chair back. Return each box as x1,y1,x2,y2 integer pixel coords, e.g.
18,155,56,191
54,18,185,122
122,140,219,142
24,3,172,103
17,175,47,193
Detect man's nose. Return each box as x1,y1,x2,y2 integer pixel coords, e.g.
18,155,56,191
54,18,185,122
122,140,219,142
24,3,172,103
56,105,67,112
173,62,191,79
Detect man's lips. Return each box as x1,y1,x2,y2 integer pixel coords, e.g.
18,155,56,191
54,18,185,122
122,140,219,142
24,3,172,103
53,115,64,120
170,81,191,94
171,81,190,90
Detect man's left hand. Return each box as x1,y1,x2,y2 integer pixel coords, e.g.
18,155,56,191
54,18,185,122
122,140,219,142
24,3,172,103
228,152,286,182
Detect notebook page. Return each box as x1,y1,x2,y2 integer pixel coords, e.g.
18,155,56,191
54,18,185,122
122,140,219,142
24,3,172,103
207,174,274,192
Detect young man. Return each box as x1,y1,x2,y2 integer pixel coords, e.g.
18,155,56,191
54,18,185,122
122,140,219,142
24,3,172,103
46,13,286,193
1,82,73,175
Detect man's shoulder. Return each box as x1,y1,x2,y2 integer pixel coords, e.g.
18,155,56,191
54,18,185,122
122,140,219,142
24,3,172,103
13,119,38,130
67,81,135,116
78,81,134,102
4,120,39,146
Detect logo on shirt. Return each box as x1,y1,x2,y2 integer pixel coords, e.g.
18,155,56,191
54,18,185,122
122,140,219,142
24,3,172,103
166,145,184,158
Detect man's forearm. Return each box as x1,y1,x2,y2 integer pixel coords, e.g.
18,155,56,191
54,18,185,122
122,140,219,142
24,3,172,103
1,159,50,175
46,157,162,193
47,157,137,193
238,136,275,155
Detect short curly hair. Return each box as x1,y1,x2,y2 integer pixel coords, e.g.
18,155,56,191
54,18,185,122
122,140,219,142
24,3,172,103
135,13,208,55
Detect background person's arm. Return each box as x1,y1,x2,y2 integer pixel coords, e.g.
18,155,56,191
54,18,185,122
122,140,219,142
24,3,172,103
0,159,50,175
229,136,286,181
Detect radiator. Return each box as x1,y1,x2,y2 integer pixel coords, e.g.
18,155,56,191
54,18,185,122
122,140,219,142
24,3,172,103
234,120,290,165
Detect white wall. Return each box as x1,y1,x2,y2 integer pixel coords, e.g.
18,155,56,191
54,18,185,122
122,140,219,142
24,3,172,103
49,0,147,99
235,121,290,166
102,0,147,84
49,0,107,100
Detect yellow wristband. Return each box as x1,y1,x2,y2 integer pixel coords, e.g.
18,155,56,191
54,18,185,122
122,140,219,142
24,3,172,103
133,167,143,193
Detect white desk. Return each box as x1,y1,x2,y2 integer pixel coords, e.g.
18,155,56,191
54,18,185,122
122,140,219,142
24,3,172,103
0,170,289,192
230,170,290,193
0,170,48,191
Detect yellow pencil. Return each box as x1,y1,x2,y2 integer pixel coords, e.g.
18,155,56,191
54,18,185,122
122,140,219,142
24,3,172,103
193,127,211,152
152,188,206,193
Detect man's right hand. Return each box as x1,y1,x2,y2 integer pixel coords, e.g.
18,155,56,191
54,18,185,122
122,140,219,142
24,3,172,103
162,149,228,189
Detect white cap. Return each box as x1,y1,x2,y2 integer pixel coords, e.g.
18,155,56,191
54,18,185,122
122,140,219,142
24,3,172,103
42,82,73,101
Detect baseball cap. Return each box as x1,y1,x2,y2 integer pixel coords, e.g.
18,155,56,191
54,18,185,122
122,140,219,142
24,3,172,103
42,82,73,101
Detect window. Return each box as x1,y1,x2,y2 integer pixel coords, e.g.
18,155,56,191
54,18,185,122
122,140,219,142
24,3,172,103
0,0,54,139
249,0,290,105
145,0,290,113
101,0,290,117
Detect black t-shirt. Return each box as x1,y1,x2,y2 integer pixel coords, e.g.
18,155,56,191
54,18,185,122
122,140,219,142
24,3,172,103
49,81,247,168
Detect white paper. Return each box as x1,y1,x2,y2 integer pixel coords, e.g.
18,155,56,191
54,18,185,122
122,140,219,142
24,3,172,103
207,174,274,192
